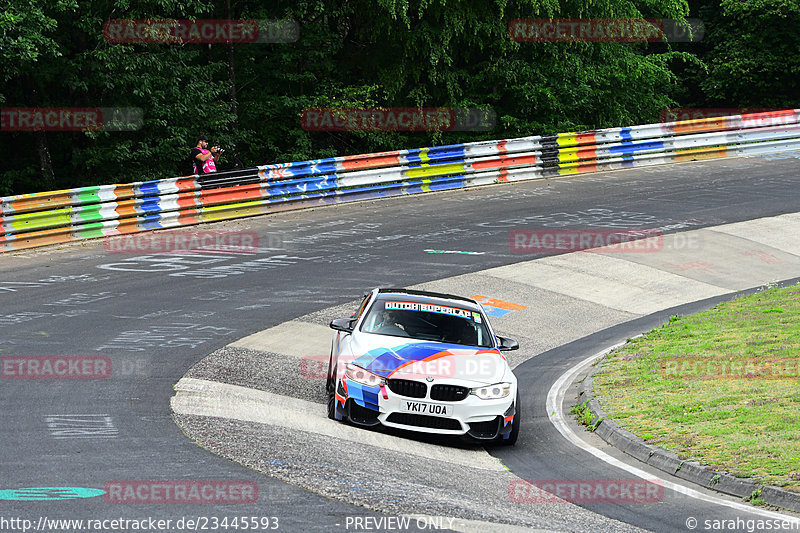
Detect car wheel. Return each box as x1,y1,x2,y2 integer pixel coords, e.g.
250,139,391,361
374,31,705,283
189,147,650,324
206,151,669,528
326,354,334,394
500,393,521,446
327,388,337,420
326,356,338,420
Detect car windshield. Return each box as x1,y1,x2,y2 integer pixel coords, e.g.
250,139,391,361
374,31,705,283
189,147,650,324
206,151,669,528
360,298,494,348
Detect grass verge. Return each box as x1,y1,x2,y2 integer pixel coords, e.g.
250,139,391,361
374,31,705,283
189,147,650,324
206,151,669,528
592,282,800,490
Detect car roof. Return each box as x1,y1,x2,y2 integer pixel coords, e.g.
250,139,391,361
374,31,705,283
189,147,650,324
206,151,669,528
373,287,482,310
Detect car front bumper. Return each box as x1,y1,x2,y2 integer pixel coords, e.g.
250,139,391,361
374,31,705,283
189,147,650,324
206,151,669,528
335,377,517,440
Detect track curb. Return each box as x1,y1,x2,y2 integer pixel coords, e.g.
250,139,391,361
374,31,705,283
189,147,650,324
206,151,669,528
579,353,800,513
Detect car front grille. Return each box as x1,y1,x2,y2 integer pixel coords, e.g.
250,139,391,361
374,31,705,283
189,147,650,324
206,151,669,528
430,384,470,402
386,413,462,431
386,379,427,398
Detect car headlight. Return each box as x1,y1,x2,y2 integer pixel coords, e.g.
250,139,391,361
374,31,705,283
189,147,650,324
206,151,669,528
471,382,512,400
345,363,384,387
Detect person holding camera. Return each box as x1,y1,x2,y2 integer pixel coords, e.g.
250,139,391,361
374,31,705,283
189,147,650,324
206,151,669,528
190,135,224,174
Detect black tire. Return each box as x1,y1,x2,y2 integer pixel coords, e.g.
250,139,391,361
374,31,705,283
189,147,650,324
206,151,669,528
325,352,336,420
501,393,521,446
325,354,334,394
327,388,337,420
326,356,338,420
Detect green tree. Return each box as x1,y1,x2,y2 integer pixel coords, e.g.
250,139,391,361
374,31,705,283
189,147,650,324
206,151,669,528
1,0,714,196
695,0,800,108
2,0,235,194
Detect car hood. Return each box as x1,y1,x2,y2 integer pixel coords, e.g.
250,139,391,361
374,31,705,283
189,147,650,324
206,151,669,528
349,335,507,385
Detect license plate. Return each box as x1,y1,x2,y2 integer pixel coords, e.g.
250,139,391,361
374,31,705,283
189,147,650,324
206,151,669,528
400,401,451,417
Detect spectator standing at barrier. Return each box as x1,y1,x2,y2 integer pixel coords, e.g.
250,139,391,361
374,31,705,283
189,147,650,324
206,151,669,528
190,135,222,174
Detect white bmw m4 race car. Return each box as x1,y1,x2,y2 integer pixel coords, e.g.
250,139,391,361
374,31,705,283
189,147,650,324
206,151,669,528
326,288,520,445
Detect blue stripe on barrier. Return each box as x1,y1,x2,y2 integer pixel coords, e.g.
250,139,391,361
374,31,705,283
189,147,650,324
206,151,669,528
306,161,338,175
138,213,165,230
139,199,164,214
427,143,467,156
620,128,633,141
264,176,337,196
405,176,466,194
138,181,162,197
609,141,665,154
405,146,467,164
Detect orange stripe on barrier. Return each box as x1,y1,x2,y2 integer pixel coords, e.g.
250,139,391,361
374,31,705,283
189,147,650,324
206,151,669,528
341,153,402,170
198,184,265,206
115,218,142,233
3,226,74,250
473,154,537,170
671,117,728,135
112,184,137,200
176,209,202,226
175,178,199,192
674,146,728,161
6,192,73,213
114,201,139,218
176,191,200,209
740,109,798,127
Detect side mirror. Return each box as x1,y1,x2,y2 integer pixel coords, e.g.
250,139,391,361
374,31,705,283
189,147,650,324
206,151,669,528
497,336,519,351
330,318,356,333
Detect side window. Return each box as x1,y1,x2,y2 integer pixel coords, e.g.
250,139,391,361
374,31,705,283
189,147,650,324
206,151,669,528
353,294,371,319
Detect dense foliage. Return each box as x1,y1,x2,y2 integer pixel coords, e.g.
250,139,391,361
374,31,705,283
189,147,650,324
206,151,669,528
1,0,798,195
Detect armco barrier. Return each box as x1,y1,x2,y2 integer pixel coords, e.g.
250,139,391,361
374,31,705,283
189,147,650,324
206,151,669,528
2,109,799,251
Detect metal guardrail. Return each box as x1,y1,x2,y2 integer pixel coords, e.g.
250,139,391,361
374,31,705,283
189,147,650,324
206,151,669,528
2,109,799,251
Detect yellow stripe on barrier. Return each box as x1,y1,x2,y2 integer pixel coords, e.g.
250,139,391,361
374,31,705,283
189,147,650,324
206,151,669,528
557,147,580,163
8,208,73,232
406,163,465,179
199,200,268,222
674,146,728,161
556,133,578,148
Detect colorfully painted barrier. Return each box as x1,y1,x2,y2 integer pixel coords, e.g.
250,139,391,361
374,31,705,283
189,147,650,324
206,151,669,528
2,110,799,251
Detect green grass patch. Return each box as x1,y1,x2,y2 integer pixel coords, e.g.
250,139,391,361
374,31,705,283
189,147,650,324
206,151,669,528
592,283,800,489
571,400,603,431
